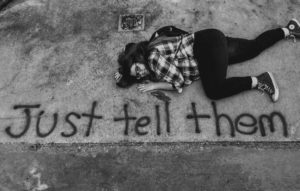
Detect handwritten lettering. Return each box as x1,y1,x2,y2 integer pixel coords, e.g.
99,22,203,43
81,101,103,137
5,105,40,138
61,112,81,137
36,111,58,138
186,102,211,133
1,101,288,139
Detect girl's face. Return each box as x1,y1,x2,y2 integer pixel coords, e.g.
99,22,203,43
130,62,149,79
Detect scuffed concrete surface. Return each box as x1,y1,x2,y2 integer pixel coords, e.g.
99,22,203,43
0,0,299,143
0,0,300,189
0,143,300,191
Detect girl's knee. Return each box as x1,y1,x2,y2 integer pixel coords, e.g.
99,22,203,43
206,29,225,39
196,29,225,40
203,86,223,100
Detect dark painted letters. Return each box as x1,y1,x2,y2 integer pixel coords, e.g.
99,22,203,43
81,101,103,137
2,101,289,139
186,102,211,133
36,111,58,138
135,116,151,135
114,104,137,135
5,105,40,138
235,113,258,135
62,112,81,137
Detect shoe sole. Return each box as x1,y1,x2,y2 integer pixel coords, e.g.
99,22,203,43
267,72,279,102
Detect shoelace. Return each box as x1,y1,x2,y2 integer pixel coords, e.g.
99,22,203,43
257,82,274,95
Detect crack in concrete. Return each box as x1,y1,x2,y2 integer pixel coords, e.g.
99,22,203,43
0,68,21,92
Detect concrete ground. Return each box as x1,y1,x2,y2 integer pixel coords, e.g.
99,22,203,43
0,0,300,190
1,142,300,191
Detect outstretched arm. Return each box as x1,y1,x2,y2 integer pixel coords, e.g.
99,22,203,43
137,82,178,92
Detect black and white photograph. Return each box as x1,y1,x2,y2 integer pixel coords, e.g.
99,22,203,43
0,0,299,190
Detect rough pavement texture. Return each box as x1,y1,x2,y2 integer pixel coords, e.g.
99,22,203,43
0,0,299,143
1,143,300,191
0,0,300,190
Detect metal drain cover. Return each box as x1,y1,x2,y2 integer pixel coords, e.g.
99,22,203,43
118,14,145,31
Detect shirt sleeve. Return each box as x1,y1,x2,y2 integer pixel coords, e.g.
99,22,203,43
148,50,184,93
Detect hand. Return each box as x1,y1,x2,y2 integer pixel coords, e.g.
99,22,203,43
114,72,122,82
137,83,156,92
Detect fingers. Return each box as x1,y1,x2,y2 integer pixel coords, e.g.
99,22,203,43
114,72,122,82
138,87,146,92
114,72,120,79
137,84,151,92
137,84,145,92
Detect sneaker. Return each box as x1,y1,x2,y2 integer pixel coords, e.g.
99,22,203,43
286,18,300,42
255,72,279,102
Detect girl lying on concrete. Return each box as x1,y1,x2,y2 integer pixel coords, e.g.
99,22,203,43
115,19,300,102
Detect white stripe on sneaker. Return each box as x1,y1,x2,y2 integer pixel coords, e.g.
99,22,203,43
292,18,300,27
267,72,279,102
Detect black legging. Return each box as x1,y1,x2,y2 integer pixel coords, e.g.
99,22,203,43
193,28,284,100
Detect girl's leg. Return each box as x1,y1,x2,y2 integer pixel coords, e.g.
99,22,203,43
194,29,252,100
226,28,285,65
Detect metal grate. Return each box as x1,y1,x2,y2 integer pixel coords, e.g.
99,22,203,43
118,14,145,32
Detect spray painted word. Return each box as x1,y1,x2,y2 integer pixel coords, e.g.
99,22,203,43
186,102,288,137
3,101,288,139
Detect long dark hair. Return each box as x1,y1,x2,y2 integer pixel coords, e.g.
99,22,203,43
116,41,158,88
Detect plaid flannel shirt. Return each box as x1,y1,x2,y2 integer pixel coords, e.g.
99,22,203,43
148,33,200,93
